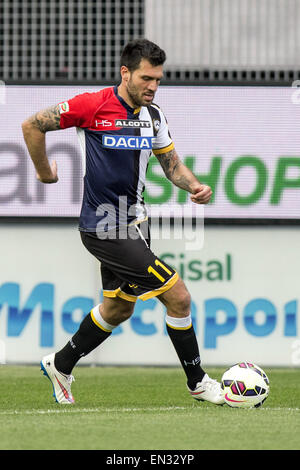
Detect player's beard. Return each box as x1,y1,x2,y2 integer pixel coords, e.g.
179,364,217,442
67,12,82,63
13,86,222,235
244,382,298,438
126,77,154,107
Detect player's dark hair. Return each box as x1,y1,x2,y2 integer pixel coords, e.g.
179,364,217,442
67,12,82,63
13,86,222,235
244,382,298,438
120,39,166,71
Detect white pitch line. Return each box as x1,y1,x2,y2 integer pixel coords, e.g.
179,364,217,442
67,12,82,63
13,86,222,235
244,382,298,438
0,406,299,416
0,406,188,416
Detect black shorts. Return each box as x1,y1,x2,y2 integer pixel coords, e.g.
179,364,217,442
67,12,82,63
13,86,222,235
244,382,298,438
80,222,178,302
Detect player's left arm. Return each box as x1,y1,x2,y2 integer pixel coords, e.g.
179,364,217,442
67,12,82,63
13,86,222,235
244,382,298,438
155,147,212,204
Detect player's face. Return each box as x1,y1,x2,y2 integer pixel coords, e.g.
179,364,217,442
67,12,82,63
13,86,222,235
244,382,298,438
124,59,164,107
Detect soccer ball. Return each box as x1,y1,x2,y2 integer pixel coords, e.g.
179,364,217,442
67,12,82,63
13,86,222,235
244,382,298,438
221,362,270,408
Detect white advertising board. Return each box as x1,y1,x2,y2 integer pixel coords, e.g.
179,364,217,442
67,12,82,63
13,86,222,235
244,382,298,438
1,85,300,218
0,222,299,367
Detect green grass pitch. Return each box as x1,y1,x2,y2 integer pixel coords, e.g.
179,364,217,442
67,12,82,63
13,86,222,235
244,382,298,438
0,365,299,450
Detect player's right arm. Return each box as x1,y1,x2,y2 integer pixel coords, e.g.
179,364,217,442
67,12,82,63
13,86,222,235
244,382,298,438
22,105,61,183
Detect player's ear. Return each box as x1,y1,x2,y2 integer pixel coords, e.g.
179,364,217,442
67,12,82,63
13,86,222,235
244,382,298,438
120,65,130,83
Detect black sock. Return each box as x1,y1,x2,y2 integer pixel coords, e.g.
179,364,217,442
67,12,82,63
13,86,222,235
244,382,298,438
166,323,206,390
54,312,111,375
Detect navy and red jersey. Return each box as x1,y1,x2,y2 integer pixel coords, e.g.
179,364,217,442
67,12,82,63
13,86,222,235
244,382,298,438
58,86,174,232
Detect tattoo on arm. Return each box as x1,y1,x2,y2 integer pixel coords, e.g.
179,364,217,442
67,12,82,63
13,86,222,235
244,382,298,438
28,105,61,133
156,148,181,180
156,148,192,191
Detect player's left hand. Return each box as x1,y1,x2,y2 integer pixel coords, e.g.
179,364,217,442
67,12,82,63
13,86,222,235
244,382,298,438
190,184,212,204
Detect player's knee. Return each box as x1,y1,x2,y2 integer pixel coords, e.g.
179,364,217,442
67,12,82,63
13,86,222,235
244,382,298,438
174,289,191,315
159,278,191,316
101,300,134,325
117,306,134,323
165,289,191,316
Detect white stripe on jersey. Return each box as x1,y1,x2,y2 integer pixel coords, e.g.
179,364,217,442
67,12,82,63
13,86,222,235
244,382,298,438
135,107,154,221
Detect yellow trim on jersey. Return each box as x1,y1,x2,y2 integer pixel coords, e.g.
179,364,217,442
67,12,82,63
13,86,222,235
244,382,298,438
134,107,141,114
139,271,179,301
128,216,148,227
90,310,112,333
152,142,175,156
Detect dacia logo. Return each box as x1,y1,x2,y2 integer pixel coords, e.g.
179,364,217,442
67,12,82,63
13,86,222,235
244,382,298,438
102,135,153,150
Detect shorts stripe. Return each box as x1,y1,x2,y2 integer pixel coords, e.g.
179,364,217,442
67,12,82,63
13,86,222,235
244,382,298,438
138,272,179,301
117,290,138,302
102,288,121,298
103,288,137,303
102,272,179,302
135,224,149,248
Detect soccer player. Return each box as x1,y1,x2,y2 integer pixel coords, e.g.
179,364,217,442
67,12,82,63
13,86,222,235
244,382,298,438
22,39,224,406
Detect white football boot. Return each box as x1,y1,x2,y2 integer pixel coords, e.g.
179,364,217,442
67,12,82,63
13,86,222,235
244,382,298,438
40,353,75,404
188,374,225,405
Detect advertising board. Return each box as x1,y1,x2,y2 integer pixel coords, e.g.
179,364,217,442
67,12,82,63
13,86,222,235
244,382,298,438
1,85,300,219
0,223,299,367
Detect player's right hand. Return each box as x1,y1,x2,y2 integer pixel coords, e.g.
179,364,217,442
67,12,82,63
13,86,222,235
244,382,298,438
36,160,59,183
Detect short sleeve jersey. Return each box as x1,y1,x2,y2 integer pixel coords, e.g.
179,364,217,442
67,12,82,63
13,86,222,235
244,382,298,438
58,86,174,232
